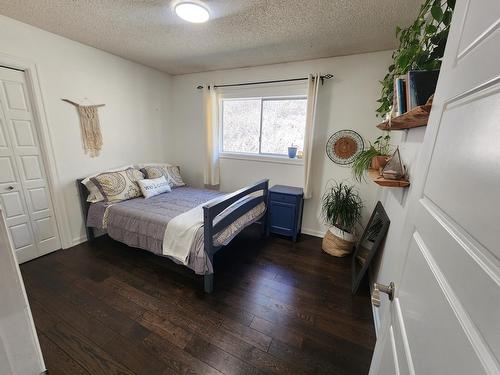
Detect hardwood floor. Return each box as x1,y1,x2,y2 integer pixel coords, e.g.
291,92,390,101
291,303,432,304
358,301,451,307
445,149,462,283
21,226,375,375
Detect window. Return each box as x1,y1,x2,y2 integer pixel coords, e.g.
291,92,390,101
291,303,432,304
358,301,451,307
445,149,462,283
220,96,307,157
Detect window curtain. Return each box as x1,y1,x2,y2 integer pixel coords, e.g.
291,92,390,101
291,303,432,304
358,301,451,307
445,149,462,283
303,73,320,199
203,85,220,188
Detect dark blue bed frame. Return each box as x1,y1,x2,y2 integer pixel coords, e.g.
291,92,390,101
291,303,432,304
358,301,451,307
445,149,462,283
76,178,269,293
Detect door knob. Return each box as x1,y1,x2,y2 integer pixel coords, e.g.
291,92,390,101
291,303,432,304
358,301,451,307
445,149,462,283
6,186,14,191
372,282,395,307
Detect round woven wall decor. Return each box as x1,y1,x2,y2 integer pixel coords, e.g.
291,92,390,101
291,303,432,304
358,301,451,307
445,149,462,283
326,130,364,165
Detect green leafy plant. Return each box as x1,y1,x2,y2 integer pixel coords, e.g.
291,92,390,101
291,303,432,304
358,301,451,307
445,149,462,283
352,134,392,182
376,0,456,118
321,181,363,233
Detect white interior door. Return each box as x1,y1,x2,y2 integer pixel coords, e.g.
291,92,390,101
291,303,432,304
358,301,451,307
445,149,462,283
370,0,500,374
0,208,46,375
0,67,60,263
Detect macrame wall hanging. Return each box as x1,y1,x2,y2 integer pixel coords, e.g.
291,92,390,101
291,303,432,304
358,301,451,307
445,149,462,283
62,99,105,157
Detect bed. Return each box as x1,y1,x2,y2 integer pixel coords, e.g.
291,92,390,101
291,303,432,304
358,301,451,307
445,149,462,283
77,179,269,293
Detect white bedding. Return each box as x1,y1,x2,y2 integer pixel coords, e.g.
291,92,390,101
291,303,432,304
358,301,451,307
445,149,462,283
162,195,223,264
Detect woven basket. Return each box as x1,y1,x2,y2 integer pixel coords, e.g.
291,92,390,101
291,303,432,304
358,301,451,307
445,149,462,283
322,226,355,257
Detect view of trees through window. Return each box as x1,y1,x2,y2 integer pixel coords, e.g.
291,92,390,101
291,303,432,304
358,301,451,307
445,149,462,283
221,97,307,156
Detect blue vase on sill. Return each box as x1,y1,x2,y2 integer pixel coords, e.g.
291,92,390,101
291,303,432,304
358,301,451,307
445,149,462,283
288,146,298,159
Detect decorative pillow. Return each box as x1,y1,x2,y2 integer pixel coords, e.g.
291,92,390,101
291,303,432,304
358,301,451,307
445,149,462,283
137,176,171,199
143,165,186,188
91,168,144,203
134,162,172,169
81,165,134,203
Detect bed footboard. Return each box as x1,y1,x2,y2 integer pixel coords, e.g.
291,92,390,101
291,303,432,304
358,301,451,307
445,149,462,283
202,179,269,293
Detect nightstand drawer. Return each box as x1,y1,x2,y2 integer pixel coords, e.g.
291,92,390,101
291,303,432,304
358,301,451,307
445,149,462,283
269,192,297,204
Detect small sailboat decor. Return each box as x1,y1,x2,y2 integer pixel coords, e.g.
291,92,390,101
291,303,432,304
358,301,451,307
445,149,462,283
381,147,406,181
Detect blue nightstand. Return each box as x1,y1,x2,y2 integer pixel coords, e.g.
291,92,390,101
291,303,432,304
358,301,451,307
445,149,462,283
268,185,304,242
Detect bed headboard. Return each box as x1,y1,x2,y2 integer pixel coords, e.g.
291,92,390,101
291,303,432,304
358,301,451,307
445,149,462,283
76,179,95,241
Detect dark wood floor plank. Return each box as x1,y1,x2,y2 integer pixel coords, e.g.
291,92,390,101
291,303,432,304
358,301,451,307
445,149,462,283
143,332,223,375
100,333,170,375
185,335,264,375
21,227,375,375
103,277,304,374
37,333,91,375
138,310,194,349
75,277,146,320
250,316,304,349
32,301,136,375
25,279,118,348
44,322,136,375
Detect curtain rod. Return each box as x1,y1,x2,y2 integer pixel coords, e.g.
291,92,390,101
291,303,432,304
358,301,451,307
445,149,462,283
196,74,333,90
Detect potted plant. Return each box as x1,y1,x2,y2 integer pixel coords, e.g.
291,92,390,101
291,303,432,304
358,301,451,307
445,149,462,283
352,134,391,182
321,181,363,257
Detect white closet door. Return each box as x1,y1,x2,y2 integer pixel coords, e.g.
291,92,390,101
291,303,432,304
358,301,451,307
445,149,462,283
0,67,60,263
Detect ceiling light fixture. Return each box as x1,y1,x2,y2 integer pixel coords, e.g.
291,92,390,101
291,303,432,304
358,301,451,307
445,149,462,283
175,2,210,23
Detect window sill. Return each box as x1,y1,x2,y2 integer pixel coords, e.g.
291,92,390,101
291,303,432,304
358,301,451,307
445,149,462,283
220,152,304,166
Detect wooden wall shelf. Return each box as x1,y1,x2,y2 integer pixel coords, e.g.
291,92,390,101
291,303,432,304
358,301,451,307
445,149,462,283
376,104,431,131
368,169,410,188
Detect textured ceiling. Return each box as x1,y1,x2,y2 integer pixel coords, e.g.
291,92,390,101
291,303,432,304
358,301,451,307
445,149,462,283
0,0,422,75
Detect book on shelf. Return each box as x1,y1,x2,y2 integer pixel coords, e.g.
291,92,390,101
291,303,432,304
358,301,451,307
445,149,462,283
406,70,439,111
391,70,439,118
394,76,407,116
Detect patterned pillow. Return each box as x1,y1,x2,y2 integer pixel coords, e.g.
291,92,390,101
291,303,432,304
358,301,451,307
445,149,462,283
91,168,144,203
143,165,185,188
81,164,134,203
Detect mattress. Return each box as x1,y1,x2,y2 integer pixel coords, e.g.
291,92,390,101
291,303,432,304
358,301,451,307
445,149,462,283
86,187,265,274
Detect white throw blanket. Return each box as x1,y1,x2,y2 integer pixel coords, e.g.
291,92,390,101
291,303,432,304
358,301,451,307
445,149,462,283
162,196,223,264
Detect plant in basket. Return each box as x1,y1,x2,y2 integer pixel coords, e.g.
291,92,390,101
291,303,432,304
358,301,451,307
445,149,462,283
321,181,363,257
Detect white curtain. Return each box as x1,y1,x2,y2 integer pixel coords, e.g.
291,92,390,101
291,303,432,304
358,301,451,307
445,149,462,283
203,85,220,187
303,73,320,199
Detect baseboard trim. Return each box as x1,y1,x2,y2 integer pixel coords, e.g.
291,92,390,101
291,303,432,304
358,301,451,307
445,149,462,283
301,227,325,238
71,235,87,247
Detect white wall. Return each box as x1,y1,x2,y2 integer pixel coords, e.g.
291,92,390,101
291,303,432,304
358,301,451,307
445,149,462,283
0,15,174,247
171,51,393,235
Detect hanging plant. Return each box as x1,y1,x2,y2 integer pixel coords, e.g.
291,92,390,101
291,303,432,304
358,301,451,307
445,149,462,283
376,0,456,118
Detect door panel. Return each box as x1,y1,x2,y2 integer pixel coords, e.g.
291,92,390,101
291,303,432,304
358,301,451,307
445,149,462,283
27,187,49,212
0,209,46,374
457,0,500,57
2,192,24,218
0,67,60,262
400,234,487,374
370,300,413,375
0,121,7,147
0,157,16,182
370,327,399,375
416,198,500,356
371,1,500,374
34,216,55,241
2,80,28,111
12,120,36,147
424,84,500,253
19,155,42,181
10,222,33,249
